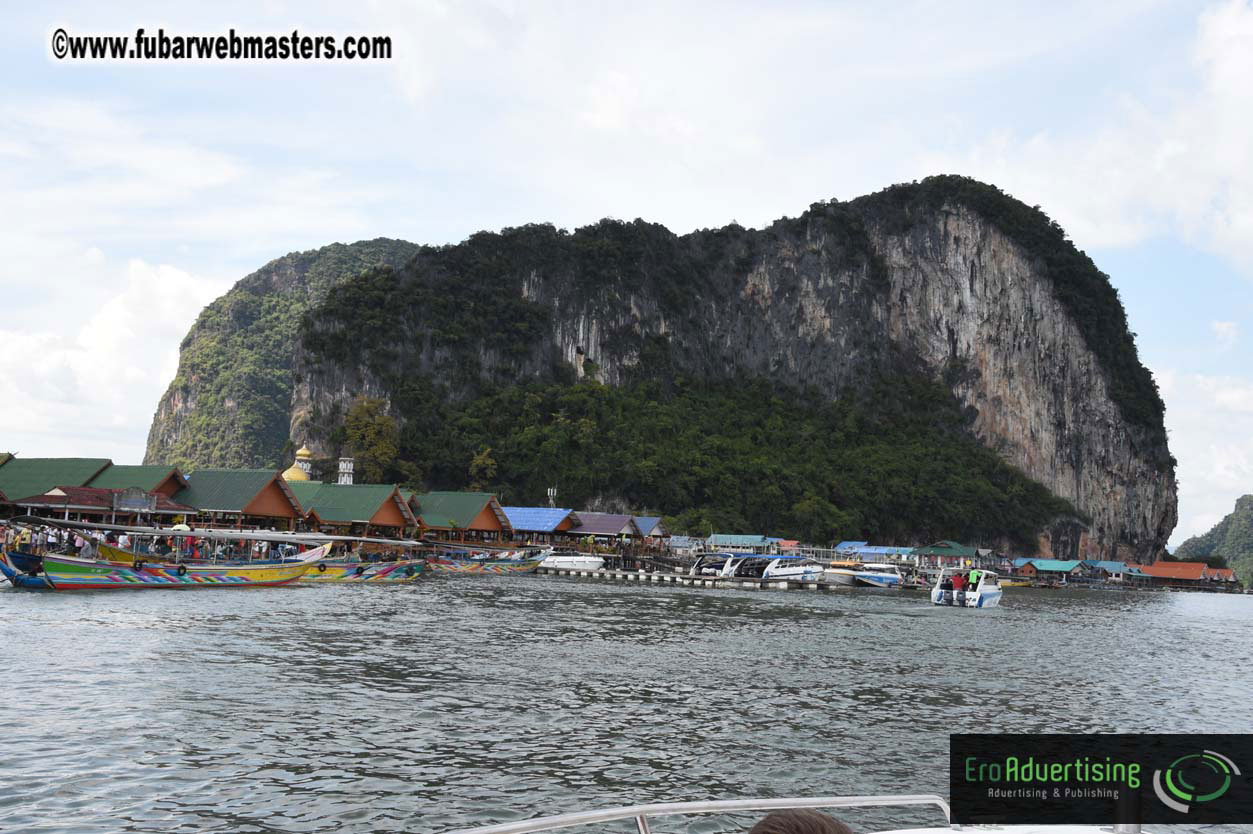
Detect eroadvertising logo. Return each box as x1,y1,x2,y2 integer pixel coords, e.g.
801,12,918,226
1152,750,1241,813
950,734,1253,824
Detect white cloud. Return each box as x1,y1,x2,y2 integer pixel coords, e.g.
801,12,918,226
922,0,1253,276
1159,368,1253,545
1211,320,1239,349
0,258,231,461
0,0,1246,546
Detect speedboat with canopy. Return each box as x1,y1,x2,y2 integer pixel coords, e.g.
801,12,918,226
689,552,825,581
929,566,1002,608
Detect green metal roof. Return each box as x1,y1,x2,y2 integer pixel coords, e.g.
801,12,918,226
414,491,508,530
288,482,414,525
0,457,112,502
910,540,977,557
178,469,297,514
88,464,185,492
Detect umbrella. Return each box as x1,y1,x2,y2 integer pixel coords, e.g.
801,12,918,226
170,523,192,532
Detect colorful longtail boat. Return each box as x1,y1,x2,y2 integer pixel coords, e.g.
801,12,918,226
0,545,329,591
423,549,545,574
300,558,426,583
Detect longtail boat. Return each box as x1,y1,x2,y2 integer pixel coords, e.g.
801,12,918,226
5,549,42,575
423,547,545,574
0,517,438,589
301,557,425,583
1,545,329,591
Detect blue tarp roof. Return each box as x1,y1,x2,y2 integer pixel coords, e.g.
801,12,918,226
1012,557,1036,568
835,541,870,550
1026,559,1083,572
633,516,664,536
846,545,914,555
501,506,575,532
669,535,702,548
708,533,770,546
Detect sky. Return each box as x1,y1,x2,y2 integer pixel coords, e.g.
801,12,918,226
1,1,1250,547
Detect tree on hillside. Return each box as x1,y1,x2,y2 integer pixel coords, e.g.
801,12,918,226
343,396,400,484
469,447,497,491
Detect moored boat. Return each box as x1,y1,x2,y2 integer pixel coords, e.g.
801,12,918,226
688,552,825,582
424,547,545,574
4,549,43,575
823,559,863,586
538,548,604,571
852,562,904,588
301,558,426,583
824,560,904,587
2,545,329,591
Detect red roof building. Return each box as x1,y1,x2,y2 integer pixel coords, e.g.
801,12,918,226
1139,561,1207,582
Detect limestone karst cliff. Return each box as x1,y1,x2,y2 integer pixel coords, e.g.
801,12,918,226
144,238,419,469
146,176,1177,560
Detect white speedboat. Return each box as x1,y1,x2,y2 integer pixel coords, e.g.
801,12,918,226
760,555,825,581
930,567,1002,608
853,562,903,587
824,561,903,587
824,560,863,586
688,553,824,581
538,549,604,571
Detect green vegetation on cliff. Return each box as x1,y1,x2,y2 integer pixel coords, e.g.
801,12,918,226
145,239,419,469
377,374,1074,549
1174,495,1253,582
852,175,1171,466
148,177,1169,552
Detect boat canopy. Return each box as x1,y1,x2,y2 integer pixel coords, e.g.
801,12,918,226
8,515,423,546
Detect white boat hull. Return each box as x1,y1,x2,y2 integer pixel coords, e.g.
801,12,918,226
930,587,1002,608
541,554,605,571
855,574,901,588
763,566,824,582
824,569,859,586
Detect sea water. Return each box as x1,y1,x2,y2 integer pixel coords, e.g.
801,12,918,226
1,579,1249,833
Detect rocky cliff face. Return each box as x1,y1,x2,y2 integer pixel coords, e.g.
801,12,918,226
144,238,419,469
866,207,1176,561
149,177,1177,559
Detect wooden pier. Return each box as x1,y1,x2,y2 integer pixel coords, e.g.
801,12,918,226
536,566,837,591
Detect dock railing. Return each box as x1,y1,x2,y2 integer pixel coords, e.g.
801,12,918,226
442,794,950,834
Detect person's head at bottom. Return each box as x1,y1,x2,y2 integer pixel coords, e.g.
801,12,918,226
748,809,853,834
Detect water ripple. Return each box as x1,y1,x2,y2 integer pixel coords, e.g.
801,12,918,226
2,579,1250,833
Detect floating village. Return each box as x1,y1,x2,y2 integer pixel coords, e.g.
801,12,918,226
0,447,1242,596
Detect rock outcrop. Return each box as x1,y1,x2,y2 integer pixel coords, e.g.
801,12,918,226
144,238,419,469
147,177,1178,559
1175,494,1253,582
